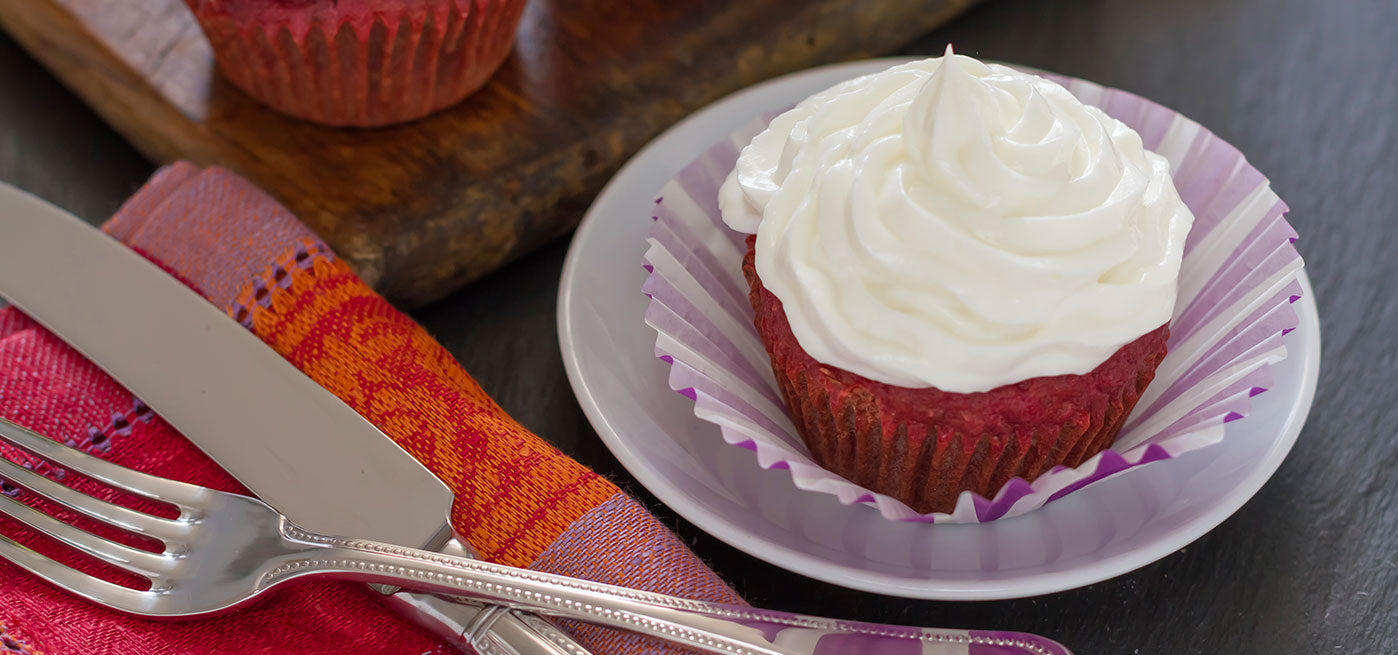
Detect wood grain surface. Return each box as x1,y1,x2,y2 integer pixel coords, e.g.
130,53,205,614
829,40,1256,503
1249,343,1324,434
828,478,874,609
2,0,1396,653
0,0,977,307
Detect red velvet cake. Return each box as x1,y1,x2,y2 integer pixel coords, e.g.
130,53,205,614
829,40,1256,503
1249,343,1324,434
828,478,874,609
743,237,1169,513
718,51,1193,514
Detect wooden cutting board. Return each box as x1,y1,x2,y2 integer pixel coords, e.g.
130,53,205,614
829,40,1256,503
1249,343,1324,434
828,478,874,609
0,0,977,307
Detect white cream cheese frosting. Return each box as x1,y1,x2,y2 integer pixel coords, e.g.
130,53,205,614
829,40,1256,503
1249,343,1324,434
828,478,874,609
718,48,1195,393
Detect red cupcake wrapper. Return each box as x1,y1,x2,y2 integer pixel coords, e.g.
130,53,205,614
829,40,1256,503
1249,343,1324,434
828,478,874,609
743,237,1168,514
189,0,526,126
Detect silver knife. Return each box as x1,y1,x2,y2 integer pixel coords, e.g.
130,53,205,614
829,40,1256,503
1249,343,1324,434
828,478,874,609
0,182,588,655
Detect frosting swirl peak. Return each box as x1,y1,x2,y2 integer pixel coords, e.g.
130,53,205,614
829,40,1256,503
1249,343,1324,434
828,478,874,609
719,50,1194,393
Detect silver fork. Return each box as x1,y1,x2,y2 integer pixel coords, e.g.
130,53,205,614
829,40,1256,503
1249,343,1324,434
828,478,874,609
0,417,1070,655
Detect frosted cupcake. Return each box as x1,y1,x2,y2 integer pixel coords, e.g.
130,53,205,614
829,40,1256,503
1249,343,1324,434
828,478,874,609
718,49,1195,513
185,0,527,127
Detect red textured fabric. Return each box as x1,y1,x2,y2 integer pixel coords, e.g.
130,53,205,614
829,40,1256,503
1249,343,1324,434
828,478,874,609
0,313,453,655
743,235,1170,514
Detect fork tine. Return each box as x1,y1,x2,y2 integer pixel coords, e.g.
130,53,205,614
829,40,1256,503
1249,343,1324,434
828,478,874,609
0,418,205,508
0,532,154,614
0,492,170,577
0,455,186,541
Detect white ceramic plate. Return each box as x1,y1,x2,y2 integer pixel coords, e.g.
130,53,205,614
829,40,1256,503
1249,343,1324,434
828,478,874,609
557,59,1320,600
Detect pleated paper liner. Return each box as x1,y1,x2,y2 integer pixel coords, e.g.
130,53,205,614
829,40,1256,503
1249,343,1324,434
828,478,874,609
642,71,1303,523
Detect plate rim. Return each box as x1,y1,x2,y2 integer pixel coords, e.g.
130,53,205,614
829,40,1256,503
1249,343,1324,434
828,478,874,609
558,58,1321,600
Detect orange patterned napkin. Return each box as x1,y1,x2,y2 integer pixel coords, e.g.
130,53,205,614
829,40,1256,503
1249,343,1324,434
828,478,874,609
0,163,742,654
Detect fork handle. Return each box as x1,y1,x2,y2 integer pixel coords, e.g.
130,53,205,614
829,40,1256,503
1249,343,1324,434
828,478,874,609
273,527,1070,655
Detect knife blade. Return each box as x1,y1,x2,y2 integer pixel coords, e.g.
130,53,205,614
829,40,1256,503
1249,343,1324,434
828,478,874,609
0,182,586,655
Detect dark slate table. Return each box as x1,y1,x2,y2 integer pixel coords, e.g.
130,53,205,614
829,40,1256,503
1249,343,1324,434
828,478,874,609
2,0,1394,652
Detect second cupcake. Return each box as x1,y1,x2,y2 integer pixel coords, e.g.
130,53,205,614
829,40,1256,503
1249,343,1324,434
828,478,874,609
186,0,527,127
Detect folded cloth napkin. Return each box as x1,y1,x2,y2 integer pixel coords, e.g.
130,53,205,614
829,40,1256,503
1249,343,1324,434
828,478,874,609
0,163,743,654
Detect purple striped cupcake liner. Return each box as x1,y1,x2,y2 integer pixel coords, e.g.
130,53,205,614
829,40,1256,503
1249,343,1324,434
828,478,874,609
642,69,1303,523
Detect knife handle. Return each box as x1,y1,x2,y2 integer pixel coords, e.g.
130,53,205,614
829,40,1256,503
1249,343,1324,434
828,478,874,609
382,592,588,655
378,538,590,655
